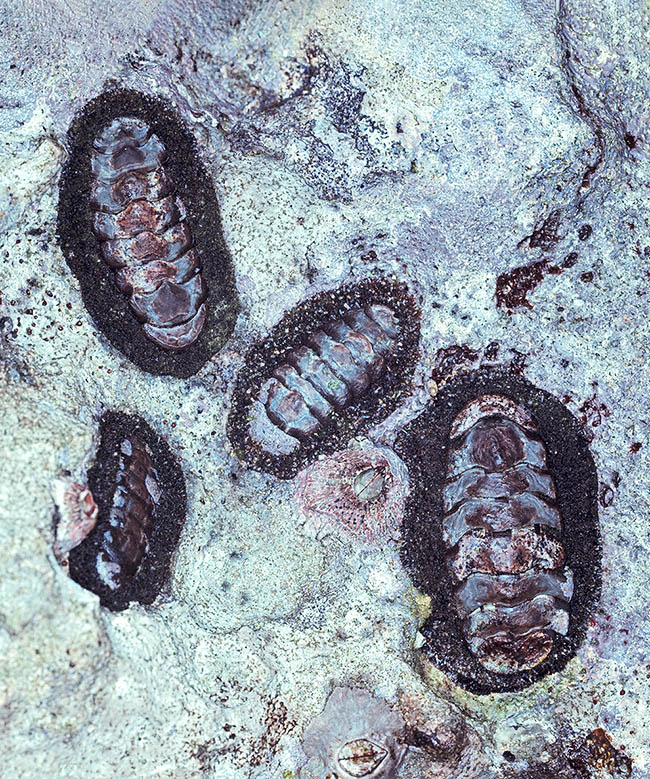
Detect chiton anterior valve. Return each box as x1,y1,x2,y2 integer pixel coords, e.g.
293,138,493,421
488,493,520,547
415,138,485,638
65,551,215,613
58,89,238,377
68,411,186,611
397,368,601,694
227,276,421,478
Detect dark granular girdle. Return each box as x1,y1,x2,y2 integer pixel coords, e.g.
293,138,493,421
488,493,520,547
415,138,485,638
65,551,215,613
68,411,186,611
396,367,601,694
227,276,421,479
58,89,239,376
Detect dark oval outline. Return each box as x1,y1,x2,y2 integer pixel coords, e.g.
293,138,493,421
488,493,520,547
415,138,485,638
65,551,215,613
395,366,601,694
68,410,187,611
57,88,239,377
227,275,421,479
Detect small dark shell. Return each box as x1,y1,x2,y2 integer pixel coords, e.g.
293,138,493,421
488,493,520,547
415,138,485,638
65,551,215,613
227,276,421,478
57,89,239,377
396,367,601,694
68,411,186,611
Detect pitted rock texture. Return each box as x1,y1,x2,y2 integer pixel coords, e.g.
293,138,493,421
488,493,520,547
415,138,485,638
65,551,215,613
1,0,649,776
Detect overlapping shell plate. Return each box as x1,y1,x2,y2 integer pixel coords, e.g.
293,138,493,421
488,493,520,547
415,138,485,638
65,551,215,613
90,116,207,351
67,411,187,612
227,276,421,479
396,367,601,694
443,394,573,674
57,89,239,377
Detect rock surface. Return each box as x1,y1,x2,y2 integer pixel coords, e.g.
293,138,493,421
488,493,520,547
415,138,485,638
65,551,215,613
0,0,648,776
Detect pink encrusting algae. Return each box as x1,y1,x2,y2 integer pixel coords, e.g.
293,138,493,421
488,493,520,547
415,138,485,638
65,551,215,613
294,444,408,545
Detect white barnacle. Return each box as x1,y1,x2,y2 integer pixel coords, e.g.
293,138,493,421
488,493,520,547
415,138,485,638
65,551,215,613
301,687,406,778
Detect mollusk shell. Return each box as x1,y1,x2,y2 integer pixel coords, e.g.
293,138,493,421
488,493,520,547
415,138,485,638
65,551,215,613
227,276,421,479
67,411,186,611
52,479,98,563
91,436,160,594
57,89,239,377
395,366,601,694
90,116,207,350
444,395,572,673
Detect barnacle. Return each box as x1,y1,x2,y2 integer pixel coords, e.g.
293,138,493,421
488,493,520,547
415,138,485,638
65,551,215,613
302,687,406,778
294,445,407,545
52,480,98,564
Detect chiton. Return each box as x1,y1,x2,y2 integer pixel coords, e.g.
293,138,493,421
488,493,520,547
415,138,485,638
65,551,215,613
58,89,238,377
227,276,420,478
396,367,600,694
68,411,186,611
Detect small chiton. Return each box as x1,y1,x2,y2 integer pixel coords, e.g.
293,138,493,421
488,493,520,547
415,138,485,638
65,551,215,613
396,367,601,693
58,89,239,377
68,411,186,611
227,276,421,478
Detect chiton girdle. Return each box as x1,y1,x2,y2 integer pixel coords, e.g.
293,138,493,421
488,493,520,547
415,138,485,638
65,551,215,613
396,367,601,694
68,411,187,611
57,89,239,377
227,276,421,479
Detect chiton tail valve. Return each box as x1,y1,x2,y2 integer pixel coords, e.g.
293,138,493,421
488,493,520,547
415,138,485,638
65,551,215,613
67,411,187,611
227,276,421,479
57,89,239,377
396,367,601,694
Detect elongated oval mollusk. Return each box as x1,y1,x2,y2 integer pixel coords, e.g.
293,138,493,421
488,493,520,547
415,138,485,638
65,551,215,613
94,436,160,592
68,411,186,611
227,277,421,479
263,304,398,441
90,117,207,350
443,394,572,673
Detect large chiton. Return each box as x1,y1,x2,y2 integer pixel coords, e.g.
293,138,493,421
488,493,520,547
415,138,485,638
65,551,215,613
227,276,421,478
68,411,186,611
57,89,238,377
396,367,600,694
